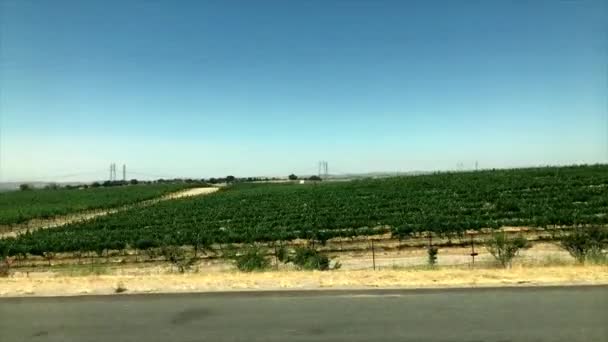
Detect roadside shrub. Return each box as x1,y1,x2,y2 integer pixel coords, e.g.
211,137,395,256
161,245,197,273
290,247,330,271
427,246,438,267
559,227,608,264
114,282,127,293
485,233,531,268
0,258,10,277
233,245,271,272
276,245,289,263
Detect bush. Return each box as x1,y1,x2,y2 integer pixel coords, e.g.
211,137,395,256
114,282,128,293
485,233,531,268
427,246,438,267
233,245,271,272
0,258,10,277
559,227,608,264
19,184,32,191
290,247,330,271
44,183,60,190
276,245,289,263
160,245,197,273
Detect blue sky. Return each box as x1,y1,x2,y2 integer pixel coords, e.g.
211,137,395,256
1,0,607,181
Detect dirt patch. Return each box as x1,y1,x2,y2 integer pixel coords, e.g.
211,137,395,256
162,187,218,199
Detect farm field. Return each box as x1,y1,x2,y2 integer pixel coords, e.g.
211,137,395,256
0,183,199,226
1,164,607,258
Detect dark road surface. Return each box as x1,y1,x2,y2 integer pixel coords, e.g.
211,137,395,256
1,286,607,342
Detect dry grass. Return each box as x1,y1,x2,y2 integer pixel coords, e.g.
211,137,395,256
1,264,606,297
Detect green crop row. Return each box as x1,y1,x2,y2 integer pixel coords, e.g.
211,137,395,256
1,164,607,257
0,183,200,225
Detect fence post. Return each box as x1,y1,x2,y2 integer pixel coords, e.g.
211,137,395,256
470,233,478,267
371,239,376,270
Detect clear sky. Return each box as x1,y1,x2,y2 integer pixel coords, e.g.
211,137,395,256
1,0,607,181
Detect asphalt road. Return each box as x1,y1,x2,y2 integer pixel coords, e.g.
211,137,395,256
1,286,607,342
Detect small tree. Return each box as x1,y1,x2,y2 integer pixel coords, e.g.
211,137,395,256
44,183,60,190
19,183,32,191
559,227,607,264
43,252,55,266
161,245,196,273
427,246,438,267
230,245,271,272
0,242,12,277
0,257,11,277
288,174,298,180
485,233,530,268
289,247,332,271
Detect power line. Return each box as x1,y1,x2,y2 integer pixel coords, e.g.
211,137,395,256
128,170,184,180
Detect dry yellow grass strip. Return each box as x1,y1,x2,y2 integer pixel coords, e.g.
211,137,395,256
1,265,606,297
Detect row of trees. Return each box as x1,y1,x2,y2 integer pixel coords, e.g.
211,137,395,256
19,173,320,192
2,227,605,277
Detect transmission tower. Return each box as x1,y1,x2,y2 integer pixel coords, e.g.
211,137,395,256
109,163,118,181
318,161,328,179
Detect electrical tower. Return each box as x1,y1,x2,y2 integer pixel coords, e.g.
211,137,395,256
318,161,328,179
109,163,118,181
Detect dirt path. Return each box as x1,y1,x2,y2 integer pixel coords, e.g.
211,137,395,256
0,187,219,238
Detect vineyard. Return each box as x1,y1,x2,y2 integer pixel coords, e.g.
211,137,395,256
1,165,606,258
0,183,197,225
